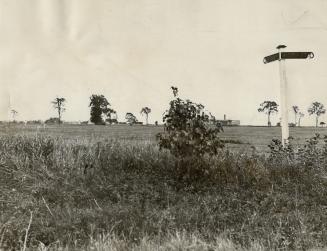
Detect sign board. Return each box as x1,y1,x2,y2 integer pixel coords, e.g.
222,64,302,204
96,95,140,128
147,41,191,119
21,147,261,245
263,52,314,64
263,46,314,146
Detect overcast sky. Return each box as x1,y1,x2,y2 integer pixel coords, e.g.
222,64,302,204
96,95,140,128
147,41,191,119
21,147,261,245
1,0,327,125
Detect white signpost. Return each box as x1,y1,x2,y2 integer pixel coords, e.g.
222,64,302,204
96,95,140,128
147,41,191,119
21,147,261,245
263,45,314,146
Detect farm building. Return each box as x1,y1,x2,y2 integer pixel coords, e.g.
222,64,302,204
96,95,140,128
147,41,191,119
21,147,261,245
217,119,240,126
217,114,240,126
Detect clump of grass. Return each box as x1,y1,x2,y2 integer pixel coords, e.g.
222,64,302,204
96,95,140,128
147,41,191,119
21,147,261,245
0,135,326,250
83,231,264,251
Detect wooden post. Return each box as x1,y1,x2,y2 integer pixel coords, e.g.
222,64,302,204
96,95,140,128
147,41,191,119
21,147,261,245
263,46,314,147
277,45,289,146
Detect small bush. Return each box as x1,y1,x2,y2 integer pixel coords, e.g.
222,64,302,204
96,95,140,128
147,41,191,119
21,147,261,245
157,87,224,158
268,133,327,171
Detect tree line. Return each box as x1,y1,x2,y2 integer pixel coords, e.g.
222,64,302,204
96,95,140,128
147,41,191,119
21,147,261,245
258,100,326,127
8,95,153,126
51,95,152,125
8,95,327,128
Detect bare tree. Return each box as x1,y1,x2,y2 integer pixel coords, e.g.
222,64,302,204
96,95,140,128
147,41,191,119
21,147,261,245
292,105,299,125
51,97,66,125
308,101,326,127
140,107,151,125
298,112,304,127
258,101,278,127
11,109,18,122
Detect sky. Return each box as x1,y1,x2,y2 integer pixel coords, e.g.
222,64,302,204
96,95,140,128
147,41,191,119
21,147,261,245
1,0,327,126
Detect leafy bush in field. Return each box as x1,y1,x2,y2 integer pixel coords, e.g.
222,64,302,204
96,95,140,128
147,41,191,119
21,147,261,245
45,117,60,124
268,133,327,171
156,87,225,185
157,87,224,158
0,135,327,250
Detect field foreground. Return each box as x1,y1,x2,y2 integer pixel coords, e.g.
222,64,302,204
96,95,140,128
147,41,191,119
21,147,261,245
2,124,327,153
0,125,327,250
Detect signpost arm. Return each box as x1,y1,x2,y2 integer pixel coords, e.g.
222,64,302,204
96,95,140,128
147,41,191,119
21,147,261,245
263,45,313,147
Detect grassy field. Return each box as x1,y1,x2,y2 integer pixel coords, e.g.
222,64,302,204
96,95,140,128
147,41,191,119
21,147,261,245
1,124,327,250
1,124,327,153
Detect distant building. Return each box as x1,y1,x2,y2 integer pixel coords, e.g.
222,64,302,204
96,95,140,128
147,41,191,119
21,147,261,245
216,114,240,126
217,119,240,126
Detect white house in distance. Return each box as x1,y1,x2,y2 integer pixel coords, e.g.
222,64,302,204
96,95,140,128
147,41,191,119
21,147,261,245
217,114,240,126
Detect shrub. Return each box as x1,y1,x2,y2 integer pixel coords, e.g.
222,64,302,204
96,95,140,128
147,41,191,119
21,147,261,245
157,87,224,158
45,117,60,124
156,87,225,186
268,133,327,171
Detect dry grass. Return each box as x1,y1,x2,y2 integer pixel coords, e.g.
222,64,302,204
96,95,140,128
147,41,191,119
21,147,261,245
1,123,327,153
0,126,327,250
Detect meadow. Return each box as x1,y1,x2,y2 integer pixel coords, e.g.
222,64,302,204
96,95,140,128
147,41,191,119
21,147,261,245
1,124,327,154
0,124,327,250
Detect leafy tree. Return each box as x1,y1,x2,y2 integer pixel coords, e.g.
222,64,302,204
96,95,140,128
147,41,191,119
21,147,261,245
320,121,326,127
298,112,304,127
125,112,137,125
157,86,224,158
104,108,117,124
292,105,299,126
51,97,66,124
89,95,111,125
258,101,278,127
308,101,326,127
140,107,151,125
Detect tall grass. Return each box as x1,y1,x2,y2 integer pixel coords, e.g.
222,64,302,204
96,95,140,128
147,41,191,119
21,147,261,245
0,135,326,250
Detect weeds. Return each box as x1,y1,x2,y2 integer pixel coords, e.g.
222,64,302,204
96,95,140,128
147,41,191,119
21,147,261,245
0,135,326,250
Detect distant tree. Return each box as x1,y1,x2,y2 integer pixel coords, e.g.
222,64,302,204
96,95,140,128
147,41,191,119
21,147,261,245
140,107,151,125
292,105,299,125
320,121,326,127
51,97,66,124
11,109,18,122
104,107,117,124
258,101,278,127
308,101,326,127
298,112,304,127
125,112,137,125
27,120,42,125
89,95,111,125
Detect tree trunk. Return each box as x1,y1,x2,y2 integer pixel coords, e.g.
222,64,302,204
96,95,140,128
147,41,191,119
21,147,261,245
267,114,271,127
146,114,148,125
58,108,61,125
316,116,319,128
